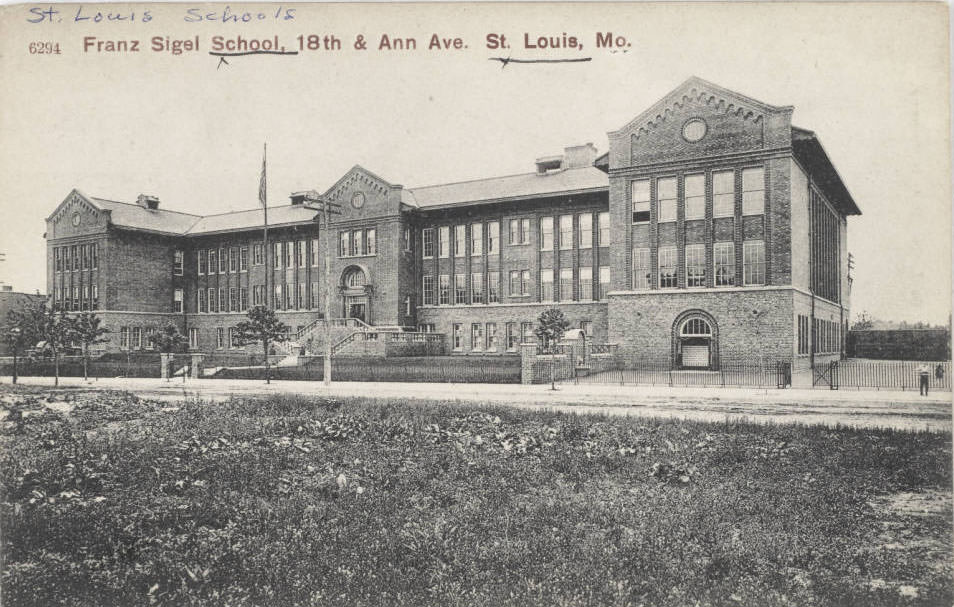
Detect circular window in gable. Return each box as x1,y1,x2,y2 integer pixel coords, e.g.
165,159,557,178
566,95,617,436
682,118,707,143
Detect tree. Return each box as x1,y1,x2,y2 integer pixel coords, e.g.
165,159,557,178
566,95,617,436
535,307,570,390
2,303,42,384
71,311,109,381
30,302,74,388
232,305,289,384
149,324,188,381
851,311,875,331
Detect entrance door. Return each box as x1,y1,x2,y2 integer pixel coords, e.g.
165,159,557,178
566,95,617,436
348,303,366,324
682,344,710,368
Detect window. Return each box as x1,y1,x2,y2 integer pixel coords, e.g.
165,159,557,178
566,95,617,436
439,275,450,305
239,287,248,311
419,323,436,333
454,225,466,257
579,267,593,300
229,248,238,273
471,224,483,256
207,288,216,313
297,241,306,267
685,174,706,220
560,268,573,301
686,244,706,288
274,284,282,309
579,214,593,249
540,217,554,250
422,275,435,305
657,177,677,223
172,250,184,276
509,217,531,245
797,314,809,355
559,215,573,250
90,244,97,269
311,283,320,309
713,170,735,218
581,320,593,339
189,328,199,349
521,270,531,296
540,269,554,302
598,212,610,247
366,229,376,255
404,296,412,317
454,274,467,304
486,323,498,352
521,322,534,343
273,242,281,269
714,242,735,286
509,270,521,296
252,243,263,266
173,288,183,313
506,323,519,352
742,167,765,215
285,242,294,268
208,249,217,274
351,230,363,256
339,232,349,257
438,226,449,258
632,248,651,290
403,228,411,252
218,288,226,312
120,326,129,349
471,272,483,304
54,248,61,273
488,271,499,303
487,222,499,255
284,283,293,309
219,248,227,273
452,323,463,351
297,283,305,309
743,240,766,285
252,285,263,306
632,179,651,223
659,246,677,288
681,318,712,337
599,266,610,300
422,228,435,259
132,327,142,349
310,238,320,266
240,247,249,272
91,285,98,308
471,323,484,351
216,328,224,349
71,246,78,270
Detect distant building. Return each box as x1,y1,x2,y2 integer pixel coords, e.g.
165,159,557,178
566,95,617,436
43,77,859,369
0,288,46,355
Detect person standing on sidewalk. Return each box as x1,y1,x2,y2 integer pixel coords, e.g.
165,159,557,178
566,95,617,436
917,363,931,396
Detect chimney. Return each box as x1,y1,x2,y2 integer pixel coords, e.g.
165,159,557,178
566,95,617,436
562,143,598,169
534,155,563,175
137,194,160,210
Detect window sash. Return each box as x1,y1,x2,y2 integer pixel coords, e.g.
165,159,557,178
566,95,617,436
471,224,483,256
657,177,677,223
540,269,554,302
632,180,651,223
488,271,499,303
714,242,735,286
422,276,435,305
598,267,610,300
454,225,466,257
487,222,499,254
685,174,706,220
742,167,765,215
579,214,593,249
743,241,766,285
559,268,573,300
438,226,450,258
559,215,573,250
633,248,651,290
686,244,706,287
713,171,735,217
454,274,467,304
658,247,677,288
540,217,554,250
578,267,593,300
439,275,450,305
471,272,483,304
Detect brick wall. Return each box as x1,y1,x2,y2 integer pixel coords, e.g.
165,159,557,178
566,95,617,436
607,288,794,366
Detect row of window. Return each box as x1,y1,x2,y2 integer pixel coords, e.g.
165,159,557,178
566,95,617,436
53,243,98,272
422,213,610,259
631,167,765,223
196,239,324,276
195,283,323,313
632,241,766,289
422,267,611,306
795,315,843,355
338,228,377,258
51,284,99,311
448,320,595,352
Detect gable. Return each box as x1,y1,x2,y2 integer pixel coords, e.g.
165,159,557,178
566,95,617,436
608,77,793,169
322,166,402,222
46,190,109,240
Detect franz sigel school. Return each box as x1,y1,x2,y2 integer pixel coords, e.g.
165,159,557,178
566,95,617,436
43,77,858,373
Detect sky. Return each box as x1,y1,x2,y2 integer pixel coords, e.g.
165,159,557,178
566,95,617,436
0,1,950,324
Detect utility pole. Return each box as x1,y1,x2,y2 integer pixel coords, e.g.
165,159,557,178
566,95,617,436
300,190,341,385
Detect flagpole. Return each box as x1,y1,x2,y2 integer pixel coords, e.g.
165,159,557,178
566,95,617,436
261,143,269,309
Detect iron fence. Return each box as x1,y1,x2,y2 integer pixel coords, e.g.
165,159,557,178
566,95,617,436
832,359,951,391
571,360,789,389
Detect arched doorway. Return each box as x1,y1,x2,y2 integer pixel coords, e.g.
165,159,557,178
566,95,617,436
672,311,719,370
341,266,371,324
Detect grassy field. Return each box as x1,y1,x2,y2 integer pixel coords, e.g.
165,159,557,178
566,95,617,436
1,386,951,607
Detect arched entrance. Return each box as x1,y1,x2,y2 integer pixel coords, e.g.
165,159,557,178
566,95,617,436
672,311,719,370
340,266,371,324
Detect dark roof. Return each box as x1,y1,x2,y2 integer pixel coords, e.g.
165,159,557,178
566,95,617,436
186,205,319,235
405,166,607,210
791,127,861,216
90,197,201,235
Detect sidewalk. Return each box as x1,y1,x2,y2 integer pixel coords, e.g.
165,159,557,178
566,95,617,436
3,375,951,432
